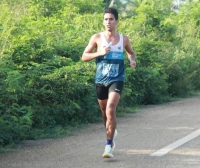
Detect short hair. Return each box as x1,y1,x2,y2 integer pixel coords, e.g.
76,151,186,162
104,7,118,20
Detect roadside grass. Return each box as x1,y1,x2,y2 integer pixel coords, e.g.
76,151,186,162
117,105,142,117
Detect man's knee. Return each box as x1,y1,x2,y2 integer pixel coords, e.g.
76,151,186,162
106,107,116,117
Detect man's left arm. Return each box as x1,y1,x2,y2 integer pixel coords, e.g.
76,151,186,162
124,36,136,68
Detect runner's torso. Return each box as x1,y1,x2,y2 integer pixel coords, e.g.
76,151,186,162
95,32,124,85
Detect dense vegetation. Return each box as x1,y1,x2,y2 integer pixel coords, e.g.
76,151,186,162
0,0,199,149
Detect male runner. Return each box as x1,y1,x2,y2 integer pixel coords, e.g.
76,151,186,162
82,7,136,158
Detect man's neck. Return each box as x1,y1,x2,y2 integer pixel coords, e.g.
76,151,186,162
104,30,118,38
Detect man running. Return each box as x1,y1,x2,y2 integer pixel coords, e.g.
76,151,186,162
82,7,136,158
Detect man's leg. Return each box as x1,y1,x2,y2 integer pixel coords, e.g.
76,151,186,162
96,82,122,158
98,99,108,127
98,92,120,139
96,84,109,127
101,92,120,158
106,92,120,141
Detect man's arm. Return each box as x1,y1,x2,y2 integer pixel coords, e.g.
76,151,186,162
124,36,136,68
82,34,110,62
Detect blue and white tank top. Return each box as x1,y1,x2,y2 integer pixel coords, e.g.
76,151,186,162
95,32,124,85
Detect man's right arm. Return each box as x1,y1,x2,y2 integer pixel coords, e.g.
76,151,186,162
82,34,110,62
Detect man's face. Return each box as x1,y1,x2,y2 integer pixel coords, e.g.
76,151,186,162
103,13,118,31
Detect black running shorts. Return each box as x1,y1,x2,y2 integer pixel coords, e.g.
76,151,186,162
95,81,124,100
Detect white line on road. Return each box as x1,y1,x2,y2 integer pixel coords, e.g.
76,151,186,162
150,129,200,157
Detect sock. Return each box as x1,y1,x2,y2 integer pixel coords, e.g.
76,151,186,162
106,140,113,146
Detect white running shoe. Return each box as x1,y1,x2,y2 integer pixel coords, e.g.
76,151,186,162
114,129,118,139
112,129,118,150
102,145,113,158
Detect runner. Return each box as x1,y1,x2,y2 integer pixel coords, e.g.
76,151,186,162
82,7,136,158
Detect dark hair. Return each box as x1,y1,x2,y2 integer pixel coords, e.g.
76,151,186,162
104,7,118,20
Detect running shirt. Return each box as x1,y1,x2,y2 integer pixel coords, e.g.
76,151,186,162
95,32,124,85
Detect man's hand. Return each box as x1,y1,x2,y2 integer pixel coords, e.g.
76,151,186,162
130,60,136,68
99,46,111,56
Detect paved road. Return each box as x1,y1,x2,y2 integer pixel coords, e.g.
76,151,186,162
0,96,200,168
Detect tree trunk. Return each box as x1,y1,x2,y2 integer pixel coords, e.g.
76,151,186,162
109,0,115,7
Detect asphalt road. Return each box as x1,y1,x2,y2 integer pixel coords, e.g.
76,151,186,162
0,96,200,168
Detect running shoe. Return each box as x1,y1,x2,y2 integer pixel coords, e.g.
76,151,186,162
102,145,113,158
112,129,118,150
